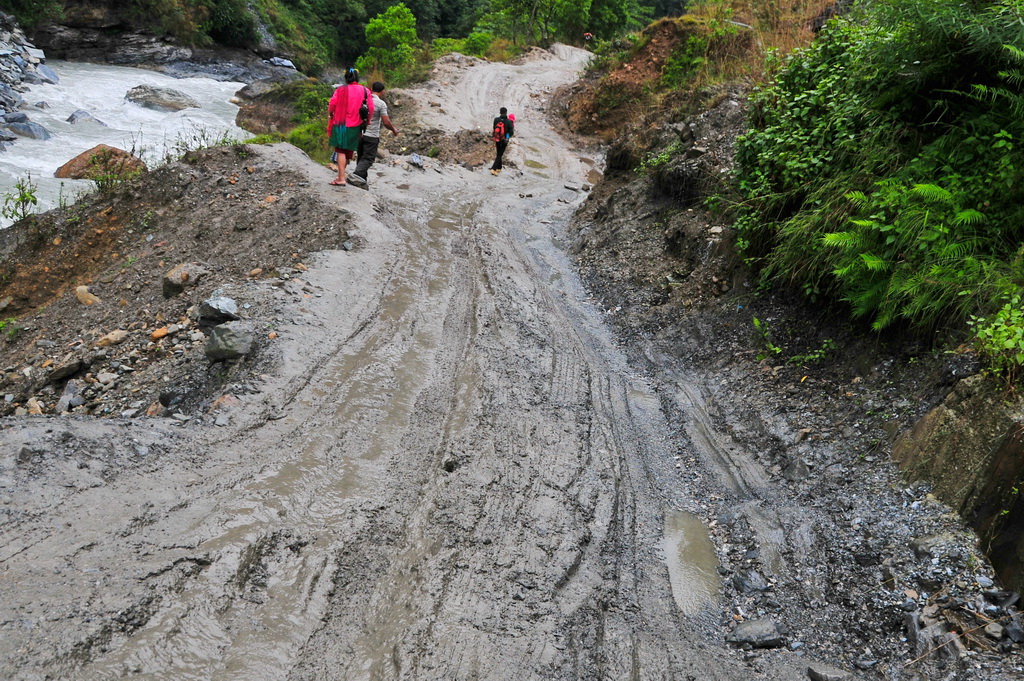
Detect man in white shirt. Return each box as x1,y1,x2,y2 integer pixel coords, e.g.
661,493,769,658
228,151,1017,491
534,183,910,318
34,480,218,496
349,81,399,187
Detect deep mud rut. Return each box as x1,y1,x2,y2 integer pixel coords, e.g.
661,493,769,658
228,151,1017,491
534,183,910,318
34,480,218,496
2,46,822,680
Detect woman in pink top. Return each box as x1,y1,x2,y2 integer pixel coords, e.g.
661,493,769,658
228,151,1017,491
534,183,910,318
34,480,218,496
327,68,374,186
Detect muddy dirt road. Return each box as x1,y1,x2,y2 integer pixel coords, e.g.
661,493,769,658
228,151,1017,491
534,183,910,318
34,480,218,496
2,47,835,680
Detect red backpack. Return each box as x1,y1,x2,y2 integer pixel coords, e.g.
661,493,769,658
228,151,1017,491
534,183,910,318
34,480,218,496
493,119,506,142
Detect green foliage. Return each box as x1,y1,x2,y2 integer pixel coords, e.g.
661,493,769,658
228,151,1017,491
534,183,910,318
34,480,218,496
286,121,332,163
356,3,420,82
432,31,497,57
0,317,20,342
788,338,836,366
89,149,144,195
732,0,1024,334
752,316,783,360
660,9,740,89
636,141,681,174
1,0,63,25
970,296,1024,382
2,175,37,223
476,0,650,47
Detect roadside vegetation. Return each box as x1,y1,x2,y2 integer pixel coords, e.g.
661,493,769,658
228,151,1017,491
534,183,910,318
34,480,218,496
573,0,1024,382
731,0,1024,379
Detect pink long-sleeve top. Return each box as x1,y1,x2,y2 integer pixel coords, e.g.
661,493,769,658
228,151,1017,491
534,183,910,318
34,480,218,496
327,83,374,133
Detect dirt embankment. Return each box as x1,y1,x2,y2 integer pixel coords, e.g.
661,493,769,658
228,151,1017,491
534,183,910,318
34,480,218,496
559,29,1024,681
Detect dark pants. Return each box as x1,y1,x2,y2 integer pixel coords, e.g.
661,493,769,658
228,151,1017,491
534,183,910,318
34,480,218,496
491,140,508,170
353,134,380,179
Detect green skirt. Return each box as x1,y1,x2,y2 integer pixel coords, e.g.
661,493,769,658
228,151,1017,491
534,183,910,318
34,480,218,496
329,124,361,151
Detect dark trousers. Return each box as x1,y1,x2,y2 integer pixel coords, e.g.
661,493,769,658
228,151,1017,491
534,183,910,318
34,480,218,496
353,134,380,179
491,140,508,170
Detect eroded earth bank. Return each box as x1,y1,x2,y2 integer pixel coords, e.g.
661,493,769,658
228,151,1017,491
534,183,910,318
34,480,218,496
0,46,1022,681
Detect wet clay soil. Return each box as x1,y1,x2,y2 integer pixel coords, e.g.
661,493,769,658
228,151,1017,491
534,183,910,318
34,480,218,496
0,45,1022,681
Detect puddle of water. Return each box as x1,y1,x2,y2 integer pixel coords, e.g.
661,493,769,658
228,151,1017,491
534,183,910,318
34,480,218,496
587,168,603,185
524,159,548,169
657,510,720,615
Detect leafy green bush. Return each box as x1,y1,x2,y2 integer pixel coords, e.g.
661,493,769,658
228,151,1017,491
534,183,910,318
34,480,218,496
733,0,1024,332
970,296,1024,382
356,3,419,84
3,0,63,25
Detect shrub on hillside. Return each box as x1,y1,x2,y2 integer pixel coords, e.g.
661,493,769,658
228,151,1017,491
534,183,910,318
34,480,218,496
733,0,1024,337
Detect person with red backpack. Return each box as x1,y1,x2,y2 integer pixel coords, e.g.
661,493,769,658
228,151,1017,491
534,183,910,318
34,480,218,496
490,107,515,176
326,67,373,187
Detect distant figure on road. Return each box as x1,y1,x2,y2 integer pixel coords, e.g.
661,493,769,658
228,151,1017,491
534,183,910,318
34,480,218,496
490,107,515,176
327,68,373,187
349,81,399,188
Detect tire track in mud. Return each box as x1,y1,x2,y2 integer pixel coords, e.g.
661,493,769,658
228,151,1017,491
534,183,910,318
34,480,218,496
288,186,755,680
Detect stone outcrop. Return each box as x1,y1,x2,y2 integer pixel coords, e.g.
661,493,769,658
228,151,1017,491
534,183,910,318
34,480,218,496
0,10,61,146
893,374,1024,591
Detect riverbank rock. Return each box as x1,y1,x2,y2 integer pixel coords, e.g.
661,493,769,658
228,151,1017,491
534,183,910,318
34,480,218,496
4,119,49,140
54,144,146,180
67,109,106,126
125,84,199,112
0,12,61,119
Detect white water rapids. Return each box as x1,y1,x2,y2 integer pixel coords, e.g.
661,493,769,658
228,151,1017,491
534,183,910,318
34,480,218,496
0,60,247,225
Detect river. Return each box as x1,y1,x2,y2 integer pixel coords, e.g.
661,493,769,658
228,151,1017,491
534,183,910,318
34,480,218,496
0,60,246,226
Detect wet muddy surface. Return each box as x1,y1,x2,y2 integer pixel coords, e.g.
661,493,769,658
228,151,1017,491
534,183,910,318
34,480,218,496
2,44,1022,681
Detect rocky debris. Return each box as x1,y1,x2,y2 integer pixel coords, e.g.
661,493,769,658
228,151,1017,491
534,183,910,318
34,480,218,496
125,84,199,112
806,662,852,680
66,109,107,126
0,12,58,130
54,143,145,180
205,321,255,361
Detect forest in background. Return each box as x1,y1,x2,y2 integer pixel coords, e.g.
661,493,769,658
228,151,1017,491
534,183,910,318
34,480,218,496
0,0,688,72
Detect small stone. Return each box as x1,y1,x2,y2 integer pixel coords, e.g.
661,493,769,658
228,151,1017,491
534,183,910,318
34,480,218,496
986,622,1005,640
807,662,852,681
97,329,129,347
249,268,263,277
95,372,118,385
75,285,101,305
150,327,170,340
727,619,784,649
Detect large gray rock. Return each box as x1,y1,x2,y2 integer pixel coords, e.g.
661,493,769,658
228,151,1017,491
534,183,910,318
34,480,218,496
726,619,785,649
205,321,255,361
5,120,50,140
125,84,199,112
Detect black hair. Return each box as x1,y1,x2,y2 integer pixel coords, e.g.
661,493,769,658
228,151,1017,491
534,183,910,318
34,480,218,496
372,81,385,92
499,107,507,115
344,67,359,84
